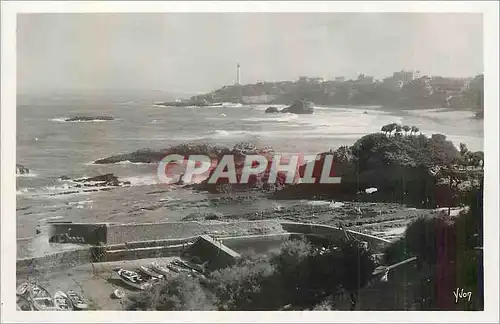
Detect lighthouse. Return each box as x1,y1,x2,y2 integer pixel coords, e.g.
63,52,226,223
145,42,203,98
236,63,241,85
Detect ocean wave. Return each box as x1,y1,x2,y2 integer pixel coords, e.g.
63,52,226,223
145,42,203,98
114,160,151,165
38,216,64,222
16,180,126,198
205,129,250,139
121,175,159,186
242,114,299,123
16,187,34,195
16,173,38,178
50,117,117,123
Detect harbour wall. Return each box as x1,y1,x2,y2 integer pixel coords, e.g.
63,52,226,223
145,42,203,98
16,221,392,275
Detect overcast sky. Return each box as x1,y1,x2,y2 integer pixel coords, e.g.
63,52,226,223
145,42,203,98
17,13,483,93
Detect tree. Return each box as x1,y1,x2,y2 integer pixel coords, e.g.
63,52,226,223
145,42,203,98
395,125,403,137
386,123,398,136
333,145,353,164
402,125,411,136
472,151,484,170
459,143,469,157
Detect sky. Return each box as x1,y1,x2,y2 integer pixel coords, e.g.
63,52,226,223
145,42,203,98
17,13,483,94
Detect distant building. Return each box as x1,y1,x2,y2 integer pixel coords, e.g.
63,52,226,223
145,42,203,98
430,77,468,93
241,94,277,104
297,76,324,84
333,76,345,82
355,73,374,85
393,70,420,83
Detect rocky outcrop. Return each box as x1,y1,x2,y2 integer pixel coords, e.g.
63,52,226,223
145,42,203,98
60,173,131,187
265,107,280,113
94,143,232,164
73,173,130,187
281,100,314,114
64,116,114,122
270,132,482,209
16,164,30,175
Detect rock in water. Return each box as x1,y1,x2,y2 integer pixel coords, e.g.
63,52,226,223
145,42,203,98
281,100,314,114
16,164,30,175
73,173,122,186
64,116,114,122
265,107,279,113
94,143,232,164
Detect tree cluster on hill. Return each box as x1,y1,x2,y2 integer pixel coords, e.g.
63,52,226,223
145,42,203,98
274,125,483,209
194,74,484,110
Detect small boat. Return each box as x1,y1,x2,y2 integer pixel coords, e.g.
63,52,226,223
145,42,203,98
17,282,30,296
139,265,164,279
117,268,150,290
166,262,187,273
53,291,73,310
151,262,171,276
113,289,126,299
29,284,57,311
67,290,89,310
173,259,205,274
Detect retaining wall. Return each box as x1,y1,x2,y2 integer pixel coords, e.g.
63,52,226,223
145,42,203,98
220,233,293,256
17,221,392,275
106,220,284,245
186,235,241,270
279,222,391,251
48,222,108,245
17,247,93,276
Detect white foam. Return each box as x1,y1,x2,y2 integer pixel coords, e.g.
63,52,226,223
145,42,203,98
38,216,64,222
242,113,299,123
114,160,151,165
121,175,159,186
205,129,250,139
50,117,68,122
16,187,34,195
50,117,116,123
16,172,38,178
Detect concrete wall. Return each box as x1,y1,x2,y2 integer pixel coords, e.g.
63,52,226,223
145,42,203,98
186,235,241,271
279,222,391,252
48,222,108,245
17,221,391,275
17,247,92,276
103,244,191,263
106,220,284,245
42,221,389,252
220,233,292,256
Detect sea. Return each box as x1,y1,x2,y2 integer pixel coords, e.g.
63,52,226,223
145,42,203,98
16,90,484,239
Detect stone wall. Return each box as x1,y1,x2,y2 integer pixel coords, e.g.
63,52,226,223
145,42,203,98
220,233,292,256
48,222,108,245
279,221,391,252
106,220,284,245
17,247,92,276
186,235,241,271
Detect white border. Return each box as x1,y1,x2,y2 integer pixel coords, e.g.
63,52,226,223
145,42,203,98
2,1,499,323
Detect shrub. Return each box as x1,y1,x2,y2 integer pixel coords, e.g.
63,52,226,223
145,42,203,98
127,274,217,311
127,236,376,311
207,255,279,310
